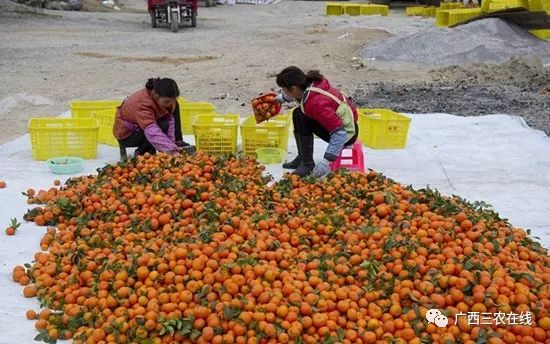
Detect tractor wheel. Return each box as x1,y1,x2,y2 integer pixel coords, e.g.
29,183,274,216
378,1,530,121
171,11,178,32
150,12,157,28
191,9,197,27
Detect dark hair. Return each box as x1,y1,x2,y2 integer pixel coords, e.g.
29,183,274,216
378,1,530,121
276,66,324,91
145,77,180,98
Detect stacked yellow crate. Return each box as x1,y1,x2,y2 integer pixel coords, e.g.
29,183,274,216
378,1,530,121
447,8,484,26
440,2,463,10
406,6,426,16
325,3,389,16
529,29,550,40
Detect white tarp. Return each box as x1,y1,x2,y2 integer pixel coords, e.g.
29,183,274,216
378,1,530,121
0,112,549,342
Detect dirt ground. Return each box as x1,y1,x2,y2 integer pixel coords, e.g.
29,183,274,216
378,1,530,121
1,0,549,144
354,57,550,135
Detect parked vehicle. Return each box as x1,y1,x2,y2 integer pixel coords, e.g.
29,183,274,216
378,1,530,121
148,0,198,32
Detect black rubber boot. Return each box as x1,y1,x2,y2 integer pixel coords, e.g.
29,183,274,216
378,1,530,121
282,132,301,169
292,134,315,177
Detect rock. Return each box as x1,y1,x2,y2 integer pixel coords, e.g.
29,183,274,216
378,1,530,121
65,0,82,10
13,0,42,7
44,1,63,10
101,0,115,7
338,32,352,40
24,0,42,7
0,97,18,116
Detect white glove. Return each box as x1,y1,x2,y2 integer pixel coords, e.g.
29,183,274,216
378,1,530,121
276,92,294,104
312,159,331,178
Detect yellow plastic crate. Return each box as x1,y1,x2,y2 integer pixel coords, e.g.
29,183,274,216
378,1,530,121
344,4,362,16
180,102,216,135
361,4,389,16
240,115,291,157
436,9,451,26
423,6,437,16
91,109,118,147
283,107,295,131
29,118,99,160
176,97,187,107
528,0,550,14
284,108,295,117
448,8,483,26
326,2,343,15
407,6,435,16
440,2,462,10
406,6,425,16
486,0,528,12
192,114,239,155
358,109,411,149
530,29,550,40
70,100,122,118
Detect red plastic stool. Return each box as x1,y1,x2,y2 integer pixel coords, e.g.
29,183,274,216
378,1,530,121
330,140,365,173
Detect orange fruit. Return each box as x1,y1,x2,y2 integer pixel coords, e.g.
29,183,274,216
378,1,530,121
26,310,37,320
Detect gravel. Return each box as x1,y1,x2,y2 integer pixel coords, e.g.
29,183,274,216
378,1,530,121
362,18,550,66
352,56,550,135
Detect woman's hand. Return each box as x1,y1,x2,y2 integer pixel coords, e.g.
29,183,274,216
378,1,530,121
276,91,294,104
312,159,331,178
178,145,196,155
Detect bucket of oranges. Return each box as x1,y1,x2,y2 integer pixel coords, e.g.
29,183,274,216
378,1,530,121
251,92,281,123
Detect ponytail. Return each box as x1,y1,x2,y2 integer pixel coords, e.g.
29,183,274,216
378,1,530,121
145,77,160,91
145,77,180,98
305,70,323,84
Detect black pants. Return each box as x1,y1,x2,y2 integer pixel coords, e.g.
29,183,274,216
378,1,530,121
292,107,358,146
118,102,183,154
119,117,169,155
173,101,183,142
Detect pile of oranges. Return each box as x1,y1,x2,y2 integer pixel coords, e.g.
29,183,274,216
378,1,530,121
12,152,550,344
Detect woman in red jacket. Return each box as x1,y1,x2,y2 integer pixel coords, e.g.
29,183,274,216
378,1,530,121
113,78,195,158
276,67,359,177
